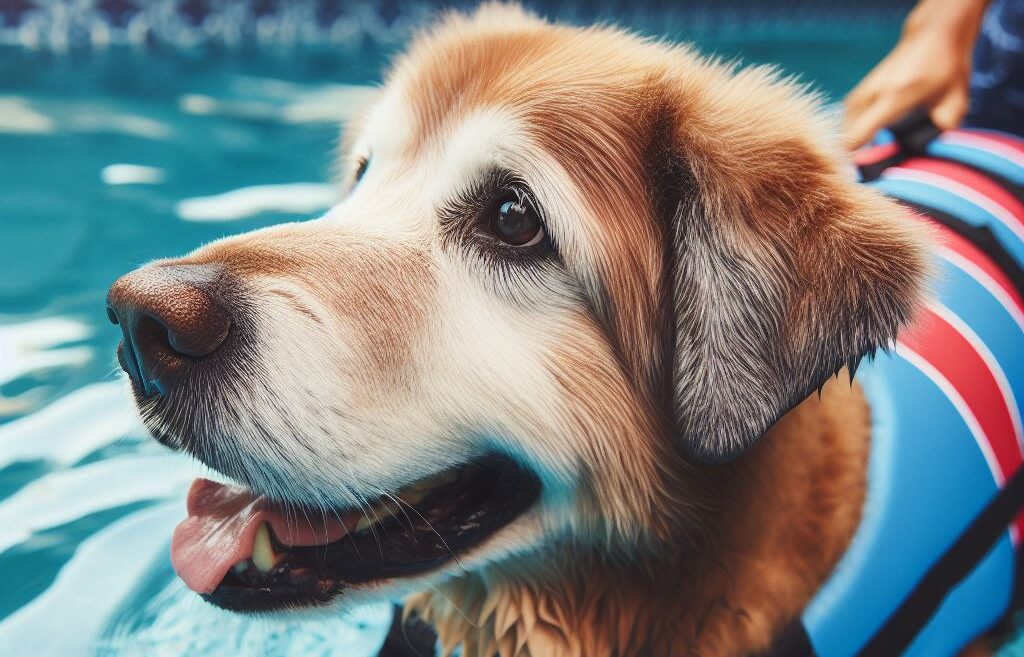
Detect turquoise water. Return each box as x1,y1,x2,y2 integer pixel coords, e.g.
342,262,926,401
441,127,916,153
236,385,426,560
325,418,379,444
0,46,399,657
6,11,1022,657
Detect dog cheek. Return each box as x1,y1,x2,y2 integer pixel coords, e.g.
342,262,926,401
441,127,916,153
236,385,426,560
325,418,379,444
303,243,439,407
543,315,676,542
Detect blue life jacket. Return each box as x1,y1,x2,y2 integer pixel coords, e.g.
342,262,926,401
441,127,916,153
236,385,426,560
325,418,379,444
768,117,1024,657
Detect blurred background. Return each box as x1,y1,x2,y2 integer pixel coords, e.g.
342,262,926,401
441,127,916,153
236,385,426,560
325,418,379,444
4,1,1017,656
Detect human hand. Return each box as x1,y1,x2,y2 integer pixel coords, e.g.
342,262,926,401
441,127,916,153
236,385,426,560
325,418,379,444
843,0,988,150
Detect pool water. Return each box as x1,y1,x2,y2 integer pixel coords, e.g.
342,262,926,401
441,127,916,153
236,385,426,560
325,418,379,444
4,5,1023,656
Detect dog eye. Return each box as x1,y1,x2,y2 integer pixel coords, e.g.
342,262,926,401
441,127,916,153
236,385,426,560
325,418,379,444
353,156,369,184
488,192,545,247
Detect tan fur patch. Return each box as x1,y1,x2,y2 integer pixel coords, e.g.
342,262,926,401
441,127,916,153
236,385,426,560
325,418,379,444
391,6,675,394
546,313,696,543
172,224,437,398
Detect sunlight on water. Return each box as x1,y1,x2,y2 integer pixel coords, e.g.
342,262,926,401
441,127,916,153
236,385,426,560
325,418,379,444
0,501,392,657
179,82,379,124
0,97,174,139
0,383,135,468
0,504,187,656
0,317,93,388
176,183,339,222
101,164,167,186
0,455,193,553
0,97,54,134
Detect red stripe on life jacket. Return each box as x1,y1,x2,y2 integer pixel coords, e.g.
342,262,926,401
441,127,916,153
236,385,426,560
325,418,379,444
901,305,1024,539
854,142,901,167
896,158,1024,232
955,129,1024,156
927,221,1024,320
939,131,1024,169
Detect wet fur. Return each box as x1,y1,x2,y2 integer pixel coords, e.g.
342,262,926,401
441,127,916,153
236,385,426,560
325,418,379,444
408,375,872,657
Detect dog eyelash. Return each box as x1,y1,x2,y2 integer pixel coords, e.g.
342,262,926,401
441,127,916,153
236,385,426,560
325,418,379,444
440,168,557,263
476,245,567,294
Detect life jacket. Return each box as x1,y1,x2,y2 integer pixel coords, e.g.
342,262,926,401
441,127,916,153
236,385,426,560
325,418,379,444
376,118,1024,657
761,115,1024,657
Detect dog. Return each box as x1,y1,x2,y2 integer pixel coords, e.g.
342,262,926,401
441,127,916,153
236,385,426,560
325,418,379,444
106,5,1024,657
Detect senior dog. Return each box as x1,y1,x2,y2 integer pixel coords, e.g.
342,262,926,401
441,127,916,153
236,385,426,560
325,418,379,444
107,5,1024,657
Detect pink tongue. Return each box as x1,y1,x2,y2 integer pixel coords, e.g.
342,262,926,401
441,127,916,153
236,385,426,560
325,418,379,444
171,478,357,594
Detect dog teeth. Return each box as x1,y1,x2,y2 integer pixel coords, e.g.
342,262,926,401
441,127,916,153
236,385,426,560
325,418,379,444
350,470,458,535
252,523,279,573
354,499,405,534
402,488,426,506
399,469,457,499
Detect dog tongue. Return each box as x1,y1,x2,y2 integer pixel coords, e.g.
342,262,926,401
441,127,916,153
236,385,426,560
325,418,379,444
171,478,356,594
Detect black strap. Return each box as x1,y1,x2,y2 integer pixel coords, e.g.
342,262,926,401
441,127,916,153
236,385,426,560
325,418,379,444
759,466,1024,657
857,108,939,183
857,108,1024,204
900,200,1024,297
887,109,943,156
854,466,1024,657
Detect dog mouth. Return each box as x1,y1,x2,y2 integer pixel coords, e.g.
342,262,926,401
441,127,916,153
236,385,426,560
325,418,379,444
171,455,541,612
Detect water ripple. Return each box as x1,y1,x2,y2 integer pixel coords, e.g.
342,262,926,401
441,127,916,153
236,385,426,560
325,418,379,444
0,454,191,555
0,382,138,469
0,503,184,657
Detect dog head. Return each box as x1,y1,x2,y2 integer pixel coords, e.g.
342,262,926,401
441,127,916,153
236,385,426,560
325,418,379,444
107,5,927,614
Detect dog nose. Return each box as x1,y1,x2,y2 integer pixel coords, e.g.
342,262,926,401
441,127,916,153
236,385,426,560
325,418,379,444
106,264,230,397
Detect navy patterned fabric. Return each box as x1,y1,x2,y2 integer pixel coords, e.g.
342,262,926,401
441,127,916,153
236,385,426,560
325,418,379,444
968,0,1024,137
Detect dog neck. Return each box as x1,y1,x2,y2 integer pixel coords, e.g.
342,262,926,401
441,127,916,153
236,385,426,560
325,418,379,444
406,375,871,657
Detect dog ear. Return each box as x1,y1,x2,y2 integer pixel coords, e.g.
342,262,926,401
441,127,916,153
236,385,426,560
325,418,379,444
663,68,930,463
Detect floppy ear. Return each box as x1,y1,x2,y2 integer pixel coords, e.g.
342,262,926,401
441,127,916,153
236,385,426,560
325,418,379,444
664,67,930,463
